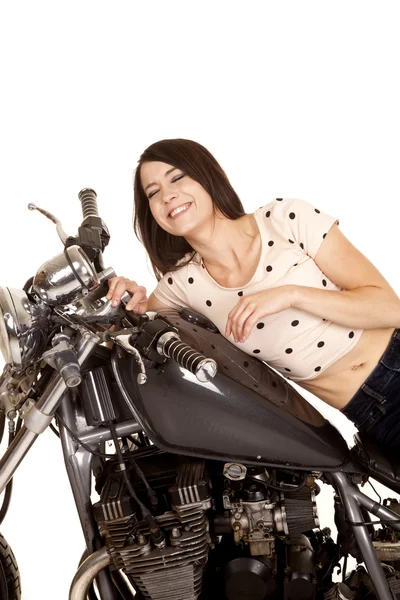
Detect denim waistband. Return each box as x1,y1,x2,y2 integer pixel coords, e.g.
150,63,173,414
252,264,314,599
340,328,400,427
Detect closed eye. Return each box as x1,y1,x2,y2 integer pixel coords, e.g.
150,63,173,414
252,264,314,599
147,173,186,199
172,173,185,183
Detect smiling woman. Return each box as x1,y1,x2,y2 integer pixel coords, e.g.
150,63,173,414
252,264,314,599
104,137,400,458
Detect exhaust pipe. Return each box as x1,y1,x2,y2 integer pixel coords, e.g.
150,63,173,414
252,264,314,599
69,547,111,600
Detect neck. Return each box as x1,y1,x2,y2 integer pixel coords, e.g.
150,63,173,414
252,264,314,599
185,212,259,273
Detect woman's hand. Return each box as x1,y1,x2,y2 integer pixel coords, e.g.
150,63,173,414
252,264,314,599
106,276,148,314
225,286,295,343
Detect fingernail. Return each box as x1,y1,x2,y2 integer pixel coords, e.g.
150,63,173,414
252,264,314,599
112,300,118,307
106,294,111,300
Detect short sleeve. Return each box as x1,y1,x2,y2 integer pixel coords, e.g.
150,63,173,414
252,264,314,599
152,269,190,310
271,197,339,259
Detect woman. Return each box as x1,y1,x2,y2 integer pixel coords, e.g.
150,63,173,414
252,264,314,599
108,138,400,455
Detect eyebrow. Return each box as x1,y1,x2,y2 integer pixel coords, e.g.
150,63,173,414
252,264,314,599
144,167,178,192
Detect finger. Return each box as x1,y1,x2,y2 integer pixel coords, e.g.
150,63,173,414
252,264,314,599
228,301,248,340
225,301,243,336
241,313,260,341
125,289,147,312
106,276,123,299
128,299,148,314
233,304,255,342
111,279,135,306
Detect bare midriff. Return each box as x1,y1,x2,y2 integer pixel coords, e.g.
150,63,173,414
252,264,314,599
202,213,396,412
296,326,396,410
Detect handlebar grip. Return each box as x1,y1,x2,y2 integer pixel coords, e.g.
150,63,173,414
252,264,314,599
78,188,99,219
157,332,217,382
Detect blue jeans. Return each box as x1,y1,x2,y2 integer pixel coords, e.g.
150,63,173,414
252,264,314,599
340,328,400,458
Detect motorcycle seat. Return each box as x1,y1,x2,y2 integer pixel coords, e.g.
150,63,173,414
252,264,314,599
351,432,400,494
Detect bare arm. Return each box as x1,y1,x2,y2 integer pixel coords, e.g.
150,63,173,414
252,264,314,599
147,292,171,312
291,223,400,329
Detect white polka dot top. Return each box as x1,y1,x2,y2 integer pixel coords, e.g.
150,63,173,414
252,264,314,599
153,197,364,382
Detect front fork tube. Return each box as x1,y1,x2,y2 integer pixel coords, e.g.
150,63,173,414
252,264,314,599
0,332,99,495
57,392,118,600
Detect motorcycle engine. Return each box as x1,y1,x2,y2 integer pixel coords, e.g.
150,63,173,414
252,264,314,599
94,453,212,599
93,451,323,600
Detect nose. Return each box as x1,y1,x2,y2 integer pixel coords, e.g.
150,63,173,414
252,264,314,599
161,186,177,204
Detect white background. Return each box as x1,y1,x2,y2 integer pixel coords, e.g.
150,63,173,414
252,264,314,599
0,1,400,598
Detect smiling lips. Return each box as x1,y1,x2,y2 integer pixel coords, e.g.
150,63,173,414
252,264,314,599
168,202,192,219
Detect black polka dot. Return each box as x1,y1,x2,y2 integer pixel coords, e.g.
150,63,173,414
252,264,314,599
211,344,216,349
293,263,298,267
253,384,259,388
224,366,228,370
238,291,243,296
243,361,249,367
289,239,295,244
253,349,261,354
322,279,327,287
291,320,299,327
337,221,340,226
265,211,271,217
317,341,325,348
271,381,277,387
168,277,173,284
323,318,326,321
323,233,327,239
188,277,194,284
315,366,322,372
266,265,273,272
268,240,274,247
285,348,293,354
300,242,304,250
256,322,265,329
202,263,205,269
284,368,291,372
289,212,296,220
349,331,354,338
276,198,283,201
206,300,212,306
315,208,320,214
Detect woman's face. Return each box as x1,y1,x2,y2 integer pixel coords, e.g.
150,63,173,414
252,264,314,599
140,161,216,237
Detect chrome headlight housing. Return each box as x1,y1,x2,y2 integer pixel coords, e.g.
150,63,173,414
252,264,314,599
0,287,50,369
32,245,100,306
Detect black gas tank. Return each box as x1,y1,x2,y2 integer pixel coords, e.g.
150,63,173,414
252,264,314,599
120,308,350,470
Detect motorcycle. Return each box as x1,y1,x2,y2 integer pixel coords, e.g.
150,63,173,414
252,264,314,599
1,189,400,600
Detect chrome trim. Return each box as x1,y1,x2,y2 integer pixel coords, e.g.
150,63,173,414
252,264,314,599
0,331,99,494
0,287,50,368
32,245,99,306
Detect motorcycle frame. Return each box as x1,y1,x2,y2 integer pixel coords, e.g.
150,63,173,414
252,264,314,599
1,334,400,599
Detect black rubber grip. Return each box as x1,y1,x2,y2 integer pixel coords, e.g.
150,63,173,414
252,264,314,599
78,188,99,218
162,337,206,373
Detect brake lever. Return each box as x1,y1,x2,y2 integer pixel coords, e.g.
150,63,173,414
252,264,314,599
112,333,147,384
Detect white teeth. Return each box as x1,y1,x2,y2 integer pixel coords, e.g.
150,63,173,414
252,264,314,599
169,203,191,218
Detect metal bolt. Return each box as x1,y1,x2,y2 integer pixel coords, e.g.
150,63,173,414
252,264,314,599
170,528,181,539
137,373,147,385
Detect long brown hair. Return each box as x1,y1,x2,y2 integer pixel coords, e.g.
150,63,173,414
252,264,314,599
133,138,246,281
